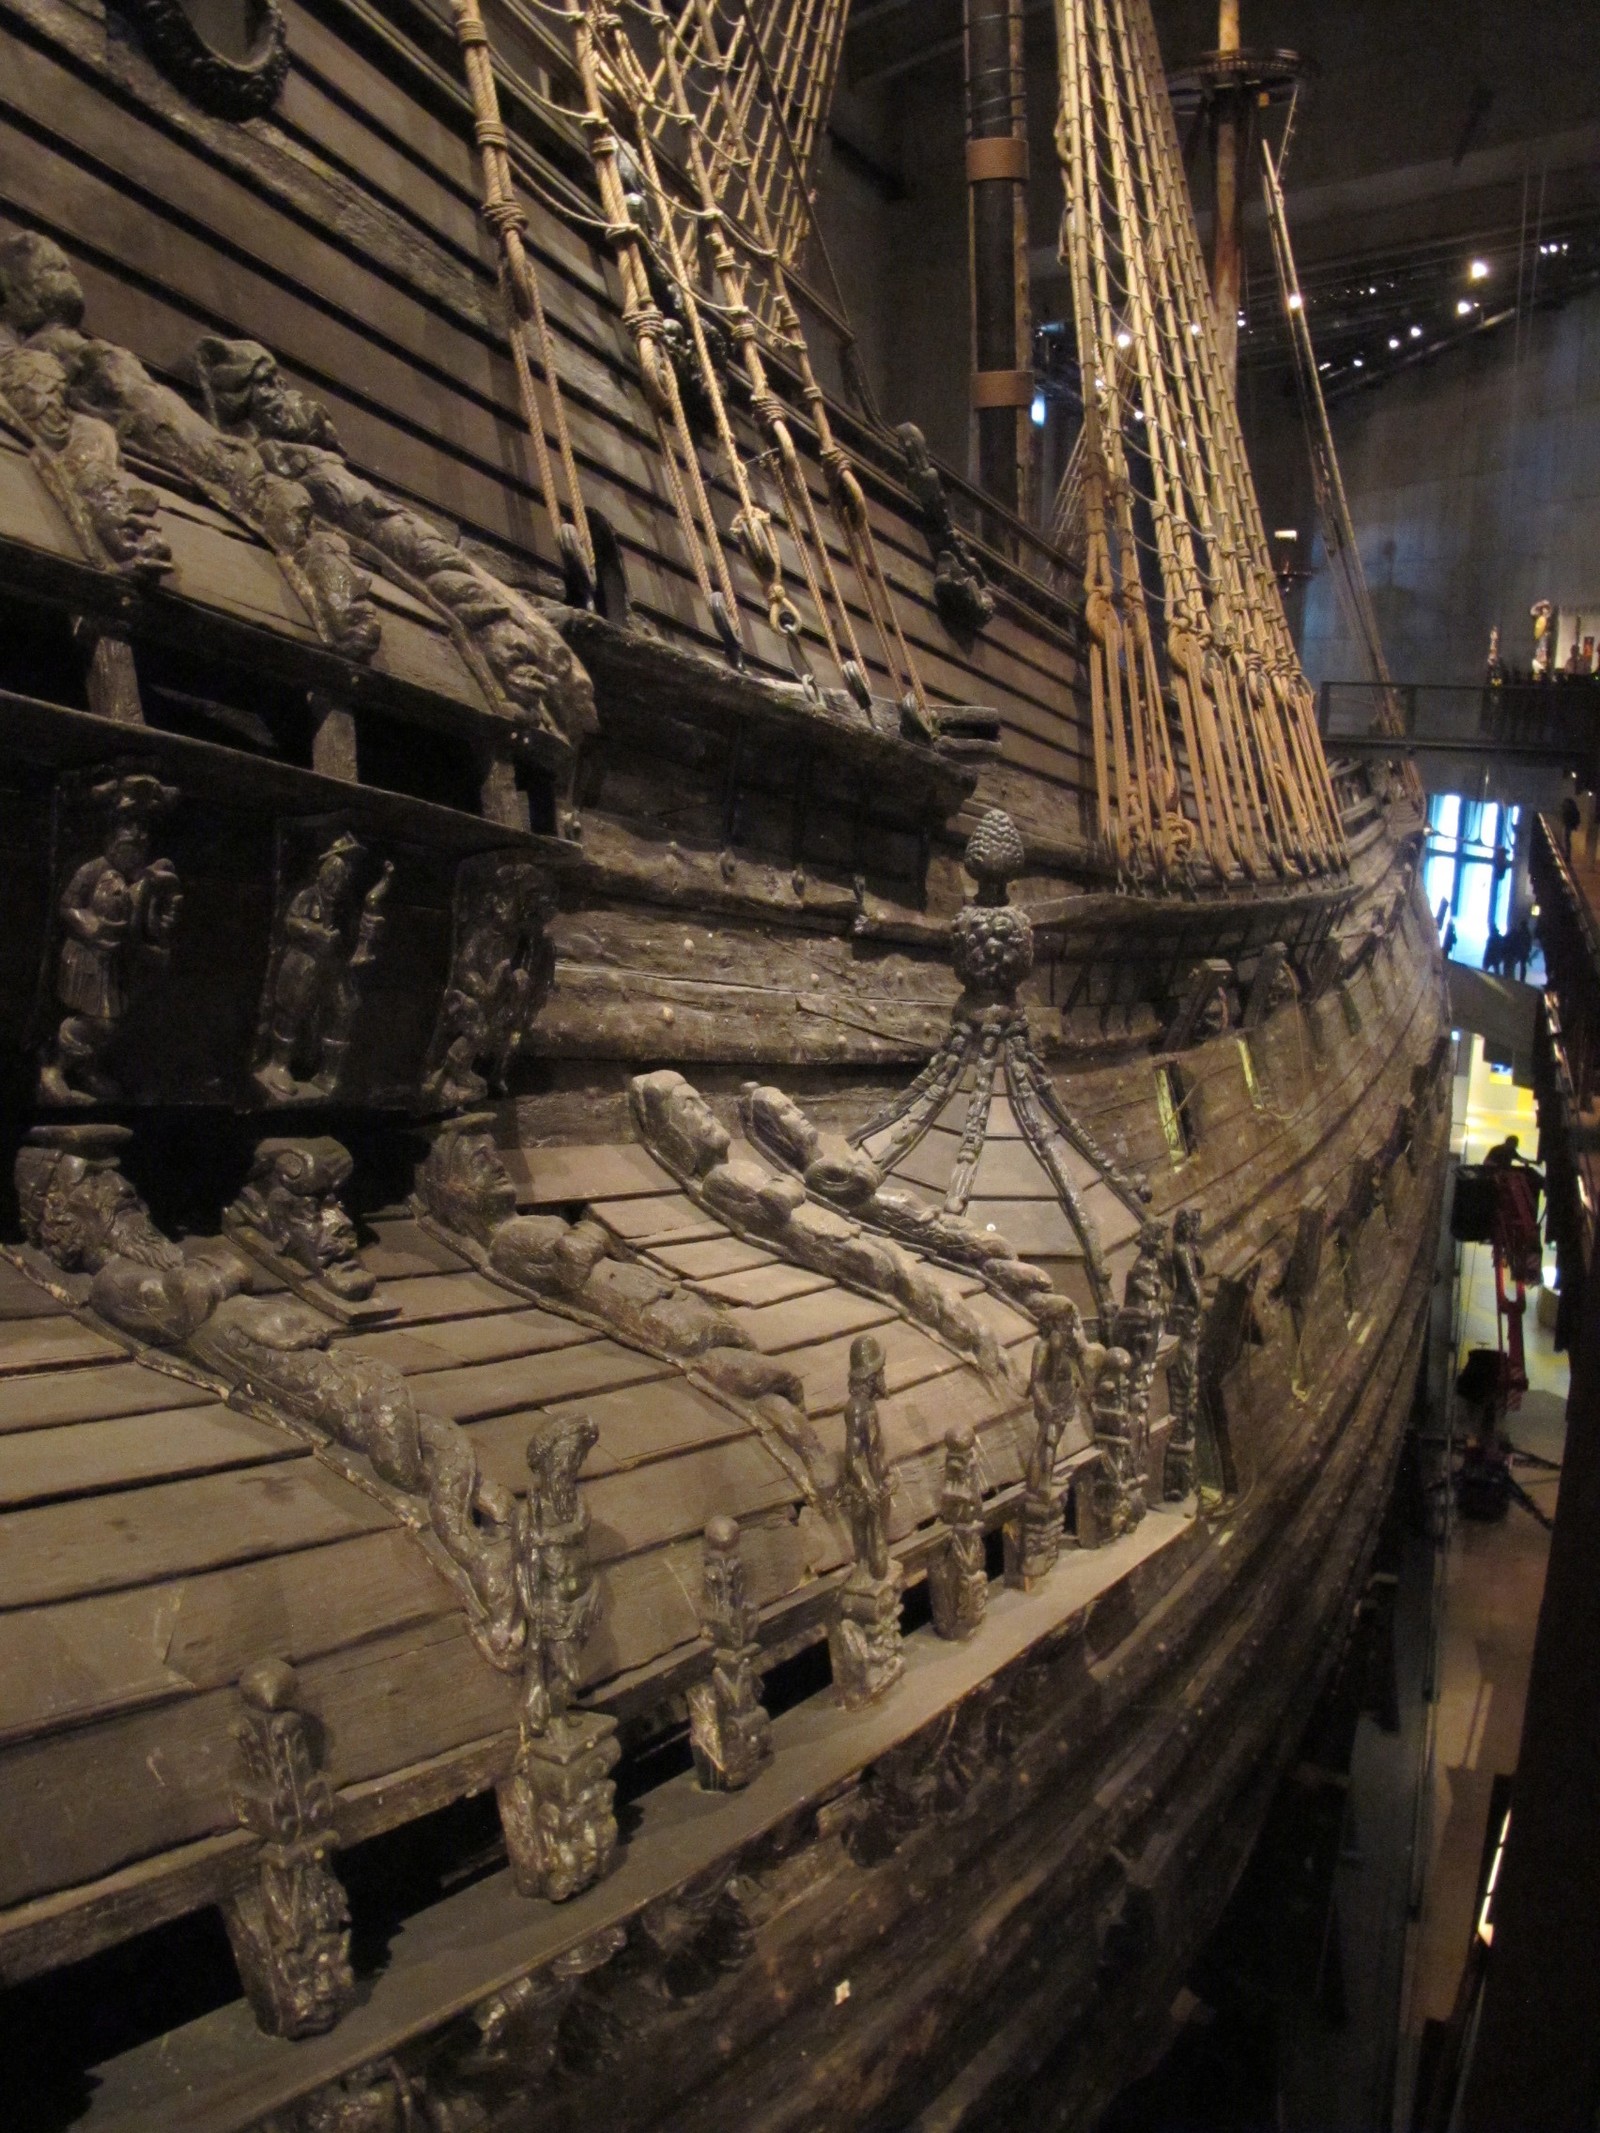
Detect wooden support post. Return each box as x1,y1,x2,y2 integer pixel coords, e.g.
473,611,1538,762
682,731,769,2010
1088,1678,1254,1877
964,0,1031,522
308,691,358,782
76,623,144,725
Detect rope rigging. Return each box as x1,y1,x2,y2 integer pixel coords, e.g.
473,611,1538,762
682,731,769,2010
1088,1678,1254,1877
447,0,932,732
1051,0,1349,888
1261,138,1425,812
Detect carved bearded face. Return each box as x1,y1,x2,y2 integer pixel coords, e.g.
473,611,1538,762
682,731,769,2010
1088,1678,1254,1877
0,234,85,338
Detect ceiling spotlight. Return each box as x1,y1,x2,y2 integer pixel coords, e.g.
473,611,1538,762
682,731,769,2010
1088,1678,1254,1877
1030,393,1047,428
1236,310,1246,326
1457,297,1475,316
1188,320,1201,335
1409,324,1423,339
1469,258,1490,280
1388,336,1401,350
1318,360,1331,371
1353,356,1364,368
1115,328,1132,348
1287,291,1303,311
1273,528,1299,542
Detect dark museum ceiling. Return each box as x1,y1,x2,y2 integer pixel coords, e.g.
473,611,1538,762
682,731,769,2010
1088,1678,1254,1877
842,0,1600,401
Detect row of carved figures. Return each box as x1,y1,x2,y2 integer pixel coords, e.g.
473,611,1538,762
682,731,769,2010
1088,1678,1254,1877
31,766,555,1109
7,1097,1206,2046
0,233,594,751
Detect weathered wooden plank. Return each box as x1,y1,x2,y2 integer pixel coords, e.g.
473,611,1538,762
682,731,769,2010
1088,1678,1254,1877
0,1528,452,1746
0,1262,66,1321
358,1216,470,1280
504,1142,677,1203
0,1461,395,1610
583,1437,798,1561
688,1262,835,1308
589,1192,723,1243
0,1405,296,1511
647,1235,777,1279
0,1317,125,1376
784,1318,971,1418
412,1340,668,1421
344,1305,593,1371
729,1287,898,1354
0,1361,218,1434
0,1615,518,1909
378,1272,533,1323
468,1376,752,1491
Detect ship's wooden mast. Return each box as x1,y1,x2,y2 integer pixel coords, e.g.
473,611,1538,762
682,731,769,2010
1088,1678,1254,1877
965,0,1034,519
1210,0,1242,388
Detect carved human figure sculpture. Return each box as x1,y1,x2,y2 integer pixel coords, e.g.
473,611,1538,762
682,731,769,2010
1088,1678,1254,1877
1007,1292,1092,1586
688,1515,773,1789
829,1335,905,1708
929,1425,988,1639
254,834,392,1101
38,774,181,1105
1089,1347,1145,1540
226,1137,377,1303
425,859,556,1109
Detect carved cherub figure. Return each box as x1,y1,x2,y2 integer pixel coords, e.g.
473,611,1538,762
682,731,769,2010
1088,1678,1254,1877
38,776,181,1105
254,834,392,1101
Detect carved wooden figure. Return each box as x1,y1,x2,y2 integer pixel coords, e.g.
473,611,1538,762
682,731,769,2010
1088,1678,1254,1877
929,1424,988,1638
37,773,180,1106
497,1414,620,1902
1089,1347,1145,1541
1163,1209,1205,1501
254,834,392,1101
1111,1218,1169,1454
425,858,556,1108
1007,1294,1089,1587
221,1658,357,2040
687,1515,773,1789
828,1334,905,1708
225,1136,391,1320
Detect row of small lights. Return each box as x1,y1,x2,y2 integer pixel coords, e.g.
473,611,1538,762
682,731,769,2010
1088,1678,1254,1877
1027,243,1573,420
1306,255,1501,375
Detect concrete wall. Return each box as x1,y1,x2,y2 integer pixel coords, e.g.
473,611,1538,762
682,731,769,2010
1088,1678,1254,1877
1299,285,1600,688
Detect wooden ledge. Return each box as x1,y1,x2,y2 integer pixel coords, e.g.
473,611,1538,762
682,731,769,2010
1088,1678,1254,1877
82,1508,1195,2133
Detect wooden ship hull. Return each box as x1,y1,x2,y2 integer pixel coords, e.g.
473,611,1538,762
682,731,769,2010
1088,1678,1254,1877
0,0,1449,2126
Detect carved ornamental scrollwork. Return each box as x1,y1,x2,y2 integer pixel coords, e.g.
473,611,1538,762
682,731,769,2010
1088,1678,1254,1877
497,1415,620,1902
119,0,291,120
221,1658,356,2040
